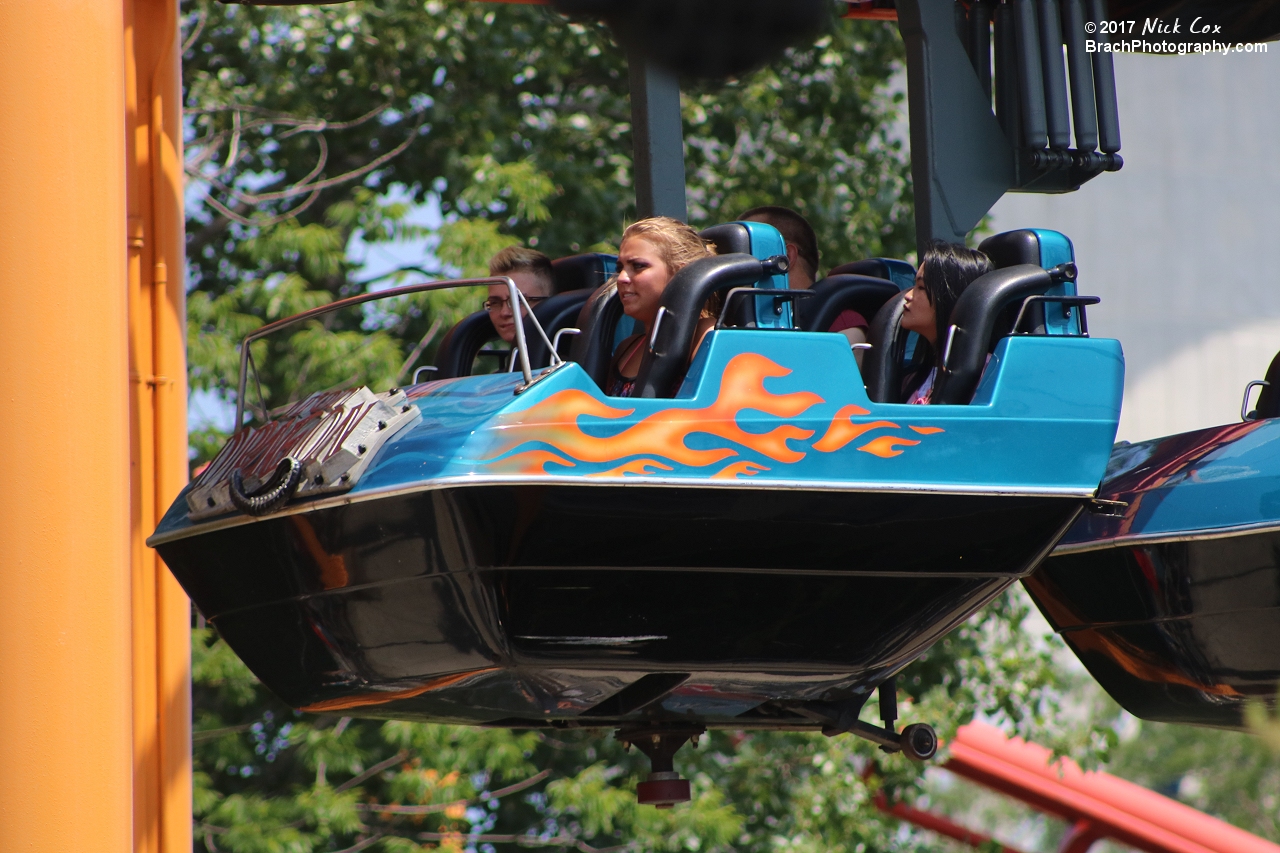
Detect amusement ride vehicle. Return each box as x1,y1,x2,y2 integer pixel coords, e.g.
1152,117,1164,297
1032,353,1280,730
153,0,1280,805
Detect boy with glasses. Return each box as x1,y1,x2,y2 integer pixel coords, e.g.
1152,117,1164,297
485,246,554,344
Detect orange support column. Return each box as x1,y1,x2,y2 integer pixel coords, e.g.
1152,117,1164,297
125,2,191,853
0,3,134,853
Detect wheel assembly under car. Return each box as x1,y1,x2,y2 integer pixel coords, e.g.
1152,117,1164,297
616,676,938,808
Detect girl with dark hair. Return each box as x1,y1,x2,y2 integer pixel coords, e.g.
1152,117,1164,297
900,240,994,404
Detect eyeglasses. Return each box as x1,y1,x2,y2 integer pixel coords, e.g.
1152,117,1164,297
483,295,548,313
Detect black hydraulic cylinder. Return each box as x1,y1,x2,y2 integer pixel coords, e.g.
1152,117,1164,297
970,0,995,100
1014,0,1048,149
994,1,1022,144
1086,0,1121,152
1060,0,1098,151
956,0,973,63
1037,0,1071,149
879,676,898,731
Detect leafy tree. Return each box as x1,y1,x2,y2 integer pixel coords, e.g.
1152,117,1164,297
180,3,1124,852
182,0,914,456
1106,716,1280,842
191,589,1111,853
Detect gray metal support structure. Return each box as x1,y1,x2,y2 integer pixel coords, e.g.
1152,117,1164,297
628,50,688,221
897,0,1014,252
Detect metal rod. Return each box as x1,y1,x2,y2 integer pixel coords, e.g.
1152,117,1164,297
234,277,538,429
628,49,687,220
1086,0,1121,152
508,280,535,384
518,289,562,366
1060,0,1099,150
970,0,995,100
1014,0,1048,149
1037,0,1071,149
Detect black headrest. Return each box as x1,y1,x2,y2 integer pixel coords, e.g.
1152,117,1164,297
1254,351,1280,419
930,264,1055,405
522,288,594,367
434,311,498,379
569,283,626,391
551,253,614,295
699,223,752,256
633,253,784,398
797,275,900,335
828,259,897,280
977,230,1042,269
863,291,910,404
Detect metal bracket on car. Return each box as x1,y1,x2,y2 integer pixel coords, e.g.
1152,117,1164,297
188,386,421,520
514,360,572,396
1087,498,1128,517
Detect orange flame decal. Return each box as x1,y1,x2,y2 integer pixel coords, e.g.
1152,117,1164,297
475,352,945,476
814,406,899,453
859,436,922,458
712,461,770,479
492,449,577,475
588,458,675,478
485,354,822,471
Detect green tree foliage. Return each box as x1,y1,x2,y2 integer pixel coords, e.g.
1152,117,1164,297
182,0,913,460
192,589,1111,853
181,3,1127,852
1107,718,1280,842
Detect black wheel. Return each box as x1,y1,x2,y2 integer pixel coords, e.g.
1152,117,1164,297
899,723,938,761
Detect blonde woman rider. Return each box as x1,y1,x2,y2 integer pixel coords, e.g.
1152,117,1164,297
606,217,716,397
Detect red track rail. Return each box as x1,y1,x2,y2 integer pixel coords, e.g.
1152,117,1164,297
878,722,1279,853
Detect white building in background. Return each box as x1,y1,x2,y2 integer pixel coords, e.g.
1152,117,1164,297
988,51,1280,442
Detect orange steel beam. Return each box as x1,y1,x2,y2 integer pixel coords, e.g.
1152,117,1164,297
874,791,1029,853
884,723,1280,853
125,3,192,853
0,4,134,853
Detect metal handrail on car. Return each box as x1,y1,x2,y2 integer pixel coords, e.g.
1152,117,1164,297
234,276,552,431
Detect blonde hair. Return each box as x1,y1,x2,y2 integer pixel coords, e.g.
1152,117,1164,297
616,217,715,279
487,245,554,294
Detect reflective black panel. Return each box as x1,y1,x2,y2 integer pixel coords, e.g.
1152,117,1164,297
160,485,1080,724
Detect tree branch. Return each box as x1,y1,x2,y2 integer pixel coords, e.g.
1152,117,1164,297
357,769,552,816
335,750,409,793
192,723,253,743
200,116,422,205
395,317,443,385
331,833,385,853
485,769,552,800
416,831,630,853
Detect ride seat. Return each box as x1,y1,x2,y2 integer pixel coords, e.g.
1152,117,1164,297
978,229,1079,337
795,275,899,335
634,253,787,398
828,258,916,291
569,282,625,390
863,290,911,403
552,253,615,294
523,288,594,366
931,262,1076,404
820,258,914,403
864,230,1080,404
699,222,753,255
433,254,616,380
571,224,789,392
434,311,500,380
1251,351,1280,419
